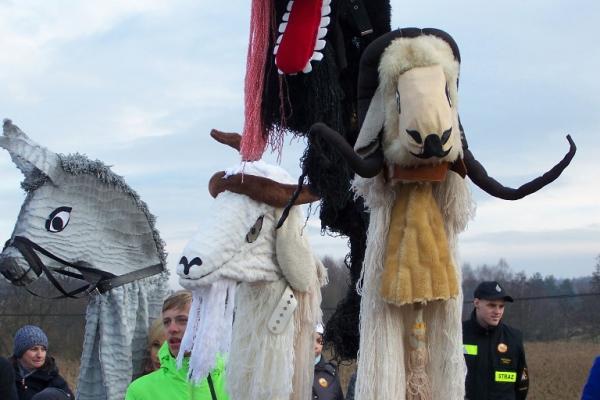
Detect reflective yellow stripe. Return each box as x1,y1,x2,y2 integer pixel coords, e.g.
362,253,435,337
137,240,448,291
495,371,517,382
463,344,478,355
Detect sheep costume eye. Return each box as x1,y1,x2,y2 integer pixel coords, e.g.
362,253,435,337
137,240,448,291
246,215,264,243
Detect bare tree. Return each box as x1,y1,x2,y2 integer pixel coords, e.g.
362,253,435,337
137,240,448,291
320,256,350,322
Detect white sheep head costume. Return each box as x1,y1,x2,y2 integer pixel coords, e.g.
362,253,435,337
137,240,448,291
309,28,576,400
177,130,326,400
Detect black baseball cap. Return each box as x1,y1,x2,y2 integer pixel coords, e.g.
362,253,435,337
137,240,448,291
473,281,514,302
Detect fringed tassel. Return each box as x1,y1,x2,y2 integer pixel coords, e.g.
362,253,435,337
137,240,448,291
406,305,433,400
240,0,273,161
177,280,237,383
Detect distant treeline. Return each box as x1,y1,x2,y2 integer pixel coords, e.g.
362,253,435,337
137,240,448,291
322,256,600,342
1,256,598,361
0,276,87,359
461,258,600,341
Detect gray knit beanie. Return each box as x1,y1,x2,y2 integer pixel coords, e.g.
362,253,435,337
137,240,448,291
13,325,48,358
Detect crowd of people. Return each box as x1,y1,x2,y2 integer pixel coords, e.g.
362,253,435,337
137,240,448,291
1,282,598,399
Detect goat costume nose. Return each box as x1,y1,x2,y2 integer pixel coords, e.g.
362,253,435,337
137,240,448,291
179,256,202,275
410,133,452,159
423,134,447,158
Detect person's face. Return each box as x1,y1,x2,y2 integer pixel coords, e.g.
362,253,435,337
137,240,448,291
474,298,505,327
162,303,190,357
314,333,323,357
19,345,46,370
149,337,164,370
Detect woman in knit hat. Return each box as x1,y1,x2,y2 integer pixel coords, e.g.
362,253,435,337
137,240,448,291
10,325,73,400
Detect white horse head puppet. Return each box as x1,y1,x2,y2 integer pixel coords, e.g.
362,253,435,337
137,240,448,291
0,120,169,400
177,130,326,400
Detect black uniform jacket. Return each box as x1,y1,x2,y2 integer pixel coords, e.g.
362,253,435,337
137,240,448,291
313,356,344,400
463,311,529,400
11,356,73,400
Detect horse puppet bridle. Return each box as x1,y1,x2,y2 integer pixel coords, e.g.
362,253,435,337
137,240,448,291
3,236,163,299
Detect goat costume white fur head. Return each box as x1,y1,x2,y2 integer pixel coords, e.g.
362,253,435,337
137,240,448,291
177,130,325,400
308,27,575,400
0,120,168,400
356,33,462,168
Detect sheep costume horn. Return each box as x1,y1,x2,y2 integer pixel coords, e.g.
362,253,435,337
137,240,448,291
177,130,326,400
0,120,169,400
311,28,576,400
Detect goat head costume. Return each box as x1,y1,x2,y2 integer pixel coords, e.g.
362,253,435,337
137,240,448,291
313,28,576,400
177,131,327,400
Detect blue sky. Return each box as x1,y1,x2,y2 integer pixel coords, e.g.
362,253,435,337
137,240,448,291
1,1,599,287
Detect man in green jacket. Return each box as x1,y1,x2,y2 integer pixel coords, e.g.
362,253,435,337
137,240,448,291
126,291,229,400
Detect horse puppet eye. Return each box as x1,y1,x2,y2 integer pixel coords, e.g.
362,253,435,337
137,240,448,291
45,207,72,233
246,215,264,243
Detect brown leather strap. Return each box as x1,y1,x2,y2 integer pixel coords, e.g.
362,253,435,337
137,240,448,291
387,158,467,182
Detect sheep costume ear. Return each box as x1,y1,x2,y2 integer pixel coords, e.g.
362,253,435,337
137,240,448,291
274,206,317,293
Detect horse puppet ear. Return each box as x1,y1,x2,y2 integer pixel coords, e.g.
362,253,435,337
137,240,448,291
274,206,318,293
0,119,62,183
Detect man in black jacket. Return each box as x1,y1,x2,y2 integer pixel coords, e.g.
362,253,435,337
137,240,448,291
313,324,344,400
463,281,529,400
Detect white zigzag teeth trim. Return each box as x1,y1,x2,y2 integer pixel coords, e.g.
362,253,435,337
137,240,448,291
317,27,327,39
322,5,331,16
282,12,290,22
322,0,331,6
273,45,279,55
286,0,293,12
320,16,330,28
277,68,284,75
302,62,313,73
276,35,283,44
314,39,326,51
311,51,323,61
278,22,287,33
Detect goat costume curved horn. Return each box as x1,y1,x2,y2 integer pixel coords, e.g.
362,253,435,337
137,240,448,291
208,130,319,207
312,28,576,197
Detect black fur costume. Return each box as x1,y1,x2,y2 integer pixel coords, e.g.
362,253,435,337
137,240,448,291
260,0,392,360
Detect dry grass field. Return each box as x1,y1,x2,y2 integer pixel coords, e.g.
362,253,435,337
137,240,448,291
334,341,599,400
56,341,598,399
526,341,598,399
